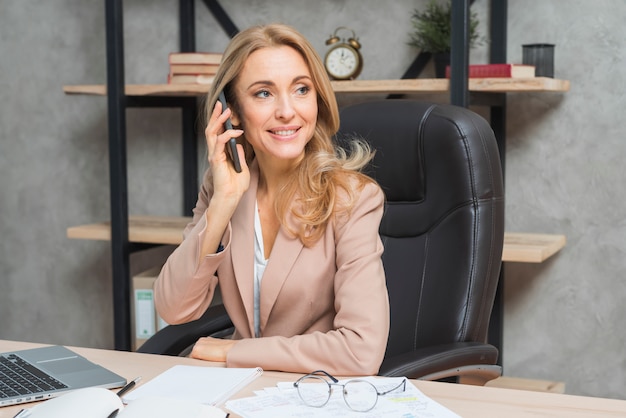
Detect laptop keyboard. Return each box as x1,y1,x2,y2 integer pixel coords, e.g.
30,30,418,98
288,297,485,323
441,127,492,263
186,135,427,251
0,354,68,399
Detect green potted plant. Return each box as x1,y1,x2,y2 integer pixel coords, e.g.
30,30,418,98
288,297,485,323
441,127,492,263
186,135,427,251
408,0,482,77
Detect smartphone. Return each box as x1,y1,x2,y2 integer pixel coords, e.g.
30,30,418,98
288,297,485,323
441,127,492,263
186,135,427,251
217,91,242,173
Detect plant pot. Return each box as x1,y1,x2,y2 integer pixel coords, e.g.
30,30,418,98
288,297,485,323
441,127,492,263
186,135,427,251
433,52,450,78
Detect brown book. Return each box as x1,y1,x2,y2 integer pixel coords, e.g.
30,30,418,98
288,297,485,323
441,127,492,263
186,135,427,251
168,52,223,65
445,64,536,78
169,63,220,75
167,74,216,85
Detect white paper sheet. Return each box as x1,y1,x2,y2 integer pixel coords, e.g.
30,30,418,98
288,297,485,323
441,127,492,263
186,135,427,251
226,376,461,418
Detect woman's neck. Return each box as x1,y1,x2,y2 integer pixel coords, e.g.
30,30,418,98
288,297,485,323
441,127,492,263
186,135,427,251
257,168,287,200
255,154,301,196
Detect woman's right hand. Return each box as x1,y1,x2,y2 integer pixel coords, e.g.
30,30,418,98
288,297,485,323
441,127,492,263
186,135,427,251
205,99,250,207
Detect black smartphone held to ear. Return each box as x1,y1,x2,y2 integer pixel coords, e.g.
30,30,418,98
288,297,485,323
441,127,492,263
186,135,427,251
218,91,242,173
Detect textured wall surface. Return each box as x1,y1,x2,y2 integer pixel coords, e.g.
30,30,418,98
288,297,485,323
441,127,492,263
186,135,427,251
0,0,624,400
503,0,626,401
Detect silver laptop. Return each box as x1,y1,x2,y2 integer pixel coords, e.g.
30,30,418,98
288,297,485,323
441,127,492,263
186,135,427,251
0,345,126,407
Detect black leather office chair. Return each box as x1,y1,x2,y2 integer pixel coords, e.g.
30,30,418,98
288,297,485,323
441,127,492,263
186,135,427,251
338,100,504,383
140,100,504,384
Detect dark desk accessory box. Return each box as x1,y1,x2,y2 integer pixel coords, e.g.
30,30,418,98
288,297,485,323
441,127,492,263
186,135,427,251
522,44,555,78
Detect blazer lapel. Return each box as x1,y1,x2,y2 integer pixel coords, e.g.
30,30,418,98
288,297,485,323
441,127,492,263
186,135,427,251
259,206,304,333
231,162,258,336
231,161,305,336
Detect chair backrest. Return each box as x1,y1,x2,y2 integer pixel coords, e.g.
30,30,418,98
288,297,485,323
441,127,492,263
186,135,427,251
337,100,504,361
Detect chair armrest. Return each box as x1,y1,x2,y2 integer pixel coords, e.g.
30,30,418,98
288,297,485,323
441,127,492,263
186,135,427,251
379,341,501,384
137,304,234,356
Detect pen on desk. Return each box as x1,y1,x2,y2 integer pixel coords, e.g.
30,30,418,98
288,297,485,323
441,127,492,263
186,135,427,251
116,376,141,398
12,409,30,418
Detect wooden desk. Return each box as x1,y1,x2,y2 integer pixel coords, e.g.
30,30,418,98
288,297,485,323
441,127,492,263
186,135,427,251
1,340,624,418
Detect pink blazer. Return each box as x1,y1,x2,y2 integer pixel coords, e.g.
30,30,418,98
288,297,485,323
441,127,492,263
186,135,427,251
154,162,389,375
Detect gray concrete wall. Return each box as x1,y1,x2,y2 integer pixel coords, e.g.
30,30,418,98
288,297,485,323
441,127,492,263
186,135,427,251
1,0,624,400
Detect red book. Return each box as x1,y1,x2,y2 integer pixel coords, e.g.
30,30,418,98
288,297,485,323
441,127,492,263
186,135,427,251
445,64,536,78
168,52,223,65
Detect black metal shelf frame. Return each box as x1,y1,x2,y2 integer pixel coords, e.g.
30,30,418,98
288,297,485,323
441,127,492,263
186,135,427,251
103,0,509,354
105,0,199,350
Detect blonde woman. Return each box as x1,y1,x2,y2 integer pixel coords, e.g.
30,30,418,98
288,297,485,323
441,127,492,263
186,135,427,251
155,23,389,375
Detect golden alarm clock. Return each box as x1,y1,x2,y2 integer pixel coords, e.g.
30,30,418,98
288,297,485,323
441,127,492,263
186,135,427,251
324,27,363,80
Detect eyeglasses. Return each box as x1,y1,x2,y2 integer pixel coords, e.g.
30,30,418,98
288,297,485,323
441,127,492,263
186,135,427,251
293,370,407,412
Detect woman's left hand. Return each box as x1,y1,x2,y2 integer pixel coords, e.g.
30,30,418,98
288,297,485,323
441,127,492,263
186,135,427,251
190,337,238,362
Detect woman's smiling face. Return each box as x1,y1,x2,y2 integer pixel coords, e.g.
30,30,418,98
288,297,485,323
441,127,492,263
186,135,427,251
231,45,318,167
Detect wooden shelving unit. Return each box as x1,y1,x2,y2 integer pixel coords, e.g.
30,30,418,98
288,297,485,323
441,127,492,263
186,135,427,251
67,216,566,264
66,0,568,352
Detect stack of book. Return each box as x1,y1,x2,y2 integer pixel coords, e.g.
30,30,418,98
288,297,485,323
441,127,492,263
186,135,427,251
167,52,223,84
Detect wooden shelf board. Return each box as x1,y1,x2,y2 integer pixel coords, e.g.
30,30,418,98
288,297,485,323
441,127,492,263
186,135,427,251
63,77,570,97
486,376,566,394
334,77,570,94
333,78,450,94
67,215,190,245
63,84,210,97
466,77,570,93
502,232,566,263
67,216,565,263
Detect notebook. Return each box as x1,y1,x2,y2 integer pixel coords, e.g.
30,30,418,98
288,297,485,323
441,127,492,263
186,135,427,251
0,345,126,408
122,365,263,407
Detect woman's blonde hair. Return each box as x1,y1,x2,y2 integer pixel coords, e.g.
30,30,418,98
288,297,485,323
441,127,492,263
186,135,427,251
206,23,376,246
